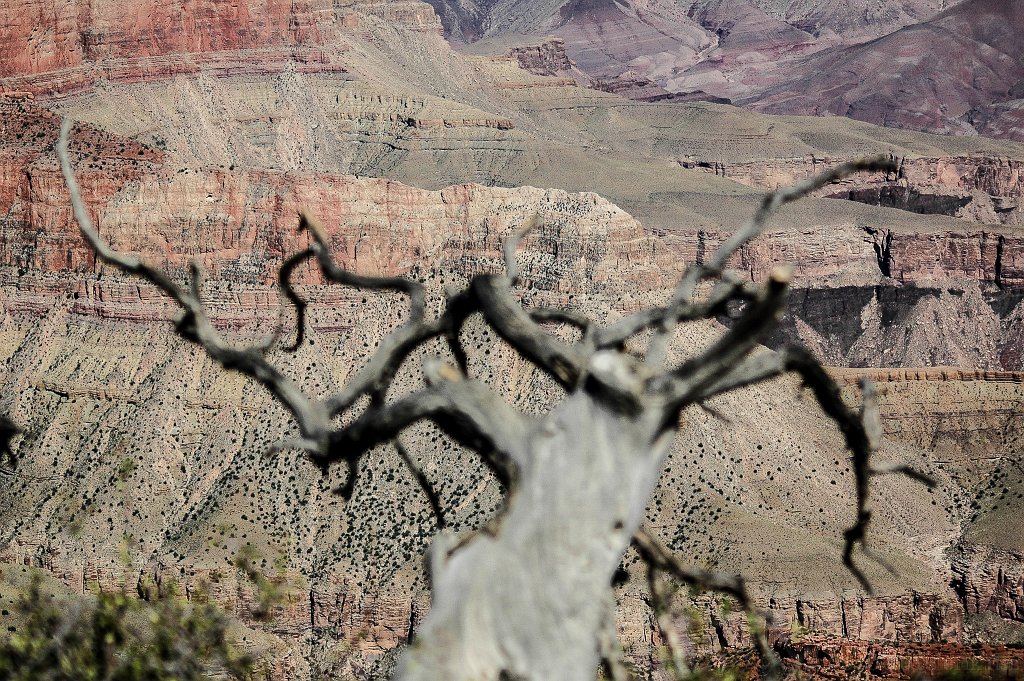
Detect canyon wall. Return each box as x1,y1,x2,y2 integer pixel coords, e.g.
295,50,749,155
680,154,1024,227
0,101,976,678
953,545,1024,625
0,0,439,97
1,1,1023,678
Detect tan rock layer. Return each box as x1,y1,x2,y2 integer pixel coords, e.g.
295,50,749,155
681,154,1024,227
953,544,1024,623
831,368,1024,385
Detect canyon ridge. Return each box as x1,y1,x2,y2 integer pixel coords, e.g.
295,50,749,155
1,0,1023,678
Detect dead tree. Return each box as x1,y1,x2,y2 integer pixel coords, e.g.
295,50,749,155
57,120,931,681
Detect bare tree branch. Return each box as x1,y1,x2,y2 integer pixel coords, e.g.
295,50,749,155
691,350,789,400
528,307,593,335
594,276,757,352
677,341,936,592
300,211,426,321
776,351,935,592
395,439,447,529
503,214,542,283
0,416,20,470
703,158,897,277
645,157,897,366
278,248,317,351
870,462,936,487
634,527,782,680
473,275,588,390
59,118,521,503
654,267,792,408
296,211,439,407
318,368,531,487
322,289,480,418
323,315,449,416
57,119,332,448
492,214,601,388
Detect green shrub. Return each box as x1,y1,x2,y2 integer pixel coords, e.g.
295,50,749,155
0,573,255,681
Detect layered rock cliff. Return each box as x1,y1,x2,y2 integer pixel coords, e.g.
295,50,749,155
0,0,1023,678
953,545,1024,626
0,0,439,97
0,106,971,678
680,154,1024,226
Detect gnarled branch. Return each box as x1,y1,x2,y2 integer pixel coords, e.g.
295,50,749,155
634,527,782,680
57,119,332,448
473,275,588,390
395,439,447,529
645,157,897,366
319,365,531,488
654,267,791,409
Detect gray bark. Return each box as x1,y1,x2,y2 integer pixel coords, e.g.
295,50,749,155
399,383,672,681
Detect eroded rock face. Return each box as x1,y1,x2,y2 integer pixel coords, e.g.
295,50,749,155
953,544,1024,624
507,38,586,81
746,0,1024,139
1,1,1024,678
760,285,1014,371
0,0,439,96
680,154,1024,226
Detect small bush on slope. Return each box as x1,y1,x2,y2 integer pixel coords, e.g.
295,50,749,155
0,571,257,681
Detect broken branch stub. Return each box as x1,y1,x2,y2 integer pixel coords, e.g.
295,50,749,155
56,120,928,680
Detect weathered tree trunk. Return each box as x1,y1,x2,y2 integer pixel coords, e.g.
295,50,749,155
58,126,916,681
398,390,672,681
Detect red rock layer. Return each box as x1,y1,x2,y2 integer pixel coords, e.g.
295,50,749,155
779,635,1024,680
0,0,439,97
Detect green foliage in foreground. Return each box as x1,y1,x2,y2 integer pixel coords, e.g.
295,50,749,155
0,573,256,681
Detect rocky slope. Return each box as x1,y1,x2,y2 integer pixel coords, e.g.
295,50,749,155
440,0,1024,144
746,0,1024,140
0,0,1023,678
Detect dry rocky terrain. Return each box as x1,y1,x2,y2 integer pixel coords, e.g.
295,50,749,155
452,0,1024,143
0,0,1023,678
